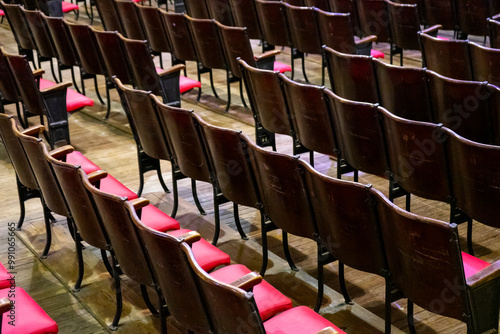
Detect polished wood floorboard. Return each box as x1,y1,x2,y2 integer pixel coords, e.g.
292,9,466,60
0,5,498,334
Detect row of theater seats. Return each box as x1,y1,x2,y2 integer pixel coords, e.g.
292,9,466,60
0,111,345,333
107,82,500,333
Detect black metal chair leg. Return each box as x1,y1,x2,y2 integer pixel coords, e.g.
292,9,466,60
405,193,411,211
94,76,105,104
191,179,206,215
80,72,86,96
158,293,167,334
339,262,353,304
41,205,52,259
212,187,220,246
239,80,248,108
16,181,27,230
15,103,24,129
100,249,115,276
385,277,392,334
140,284,159,316
50,59,59,83
156,168,170,194
233,203,248,240
309,151,314,167
290,50,295,80
467,218,474,256
283,231,298,271
400,49,404,66
314,242,324,312
259,212,269,276
170,167,179,218
105,84,111,119
301,54,309,83
70,67,82,94
225,71,231,112
321,58,325,86
137,166,146,197
209,70,219,99
197,65,202,102
73,225,84,292
109,254,122,331
407,300,416,334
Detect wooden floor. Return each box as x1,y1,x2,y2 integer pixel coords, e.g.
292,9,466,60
0,5,498,334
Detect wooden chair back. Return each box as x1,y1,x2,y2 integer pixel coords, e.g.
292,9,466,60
254,0,290,48
94,0,124,33
160,11,198,63
283,3,322,55
93,28,133,84
115,0,146,40
65,21,106,76
187,16,227,71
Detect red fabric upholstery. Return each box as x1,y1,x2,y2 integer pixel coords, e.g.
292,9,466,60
180,76,201,93
0,10,4,16
370,49,385,58
462,251,490,279
39,79,94,113
61,1,79,13
0,262,13,290
140,204,181,232
437,36,450,41
99,175,138,200
0,287,59,334
167,229,231,271
66,151,100,174
132,0,148,2
210,264,293,321
274,61,292,73
264,306,345,334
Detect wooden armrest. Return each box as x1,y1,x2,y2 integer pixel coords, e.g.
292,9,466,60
87,170,108,184
129,198,150,211
177,231,202,244
467,259,500,288
0,298,11,314
158,64,185,77
49,145,74,159
357,35,377,44
492,13,500,20
421,24,442,36
40,81,72,94
255,49,281,61
315,327,339,334
22,125,45,136
230,272,262,291
33,69,45,78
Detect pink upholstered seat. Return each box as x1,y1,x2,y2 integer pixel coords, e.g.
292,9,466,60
371,49,385,58
66,151,100,174
180,76,202,93
462,251,490,279
264,306,345,334
61,1,79,13
0,9,4,16
99,175,138,200
0,287,58,334
141,204,181,232
0,262,12,290
273,61,292,73
210,264,293,321
168,229,231,271
39,79,94,113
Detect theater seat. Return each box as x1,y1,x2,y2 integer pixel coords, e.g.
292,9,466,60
462,251,490,279
0,263,12,290
61,1,79,13
140,204,180,232
98,174,138,200
65,151,100,174
179,75,202,93
39,79,94,113
264,306,344,334
0,287,58,334
273,61,292,73
370,49,385,58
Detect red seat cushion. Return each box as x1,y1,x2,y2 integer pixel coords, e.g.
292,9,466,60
140,204,180,232
274,61,292,73
370,49,385,58
39,79,94,113
264,306,345,334
210,264,293,321
167,229,231,271
62,1,79,12
437,36,449,41
66,151,100,174
0,287,59,334
0,9,4,16
180,76,201,93
0,262,13,290
462,251,490,279
99,175,138,200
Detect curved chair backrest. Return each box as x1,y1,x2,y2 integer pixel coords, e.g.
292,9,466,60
15,129,68,216
246,138,316,240
376,192,469,324
305,0,331,10
379,107,451,202
43,14,79,67
469,42,500,86
114,78,172,161
455,0,492,37
216,21,255,78
331,0,361,36
254,0,290,48
93,28,133,84
183,0,210,19
386,0,421,51
302,161,387,275
0,48,21,103
426,70,493,144
0,114,38,190
22,8,57,60
2,1,36,51
444,127,500,228
489,17,500,48
6,53,45,116
187,16,227,71
373,58,432,122
115,0,146,40
160,11,198,63
357,0,390,43
323,46,379,103
154,96,212,183
94,0,124,33
196,115,260,209
315,9,357,54
283,3,322,55
65,21,106,76
238,59,293,137
325,89,387,176
228,0,262,40
136,4,172,54
419,32,473,81
206,0,234,26
130,212,213,333
46,153,108,250
422,0,457,30
82,172,155,287
280,74,338,156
